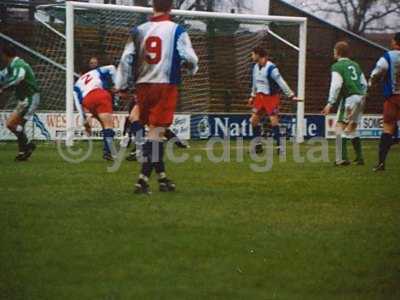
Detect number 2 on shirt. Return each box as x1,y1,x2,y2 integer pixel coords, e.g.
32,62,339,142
82,74,93,85
145,36,162,64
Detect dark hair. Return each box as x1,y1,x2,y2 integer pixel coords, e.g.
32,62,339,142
334,41,350,57
1,43,17,58
153,0,173,12
252,46,267,58
394,32,400,45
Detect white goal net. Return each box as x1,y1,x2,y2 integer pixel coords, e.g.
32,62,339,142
32,2,307,143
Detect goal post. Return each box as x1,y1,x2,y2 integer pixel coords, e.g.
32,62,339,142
65,1,307,145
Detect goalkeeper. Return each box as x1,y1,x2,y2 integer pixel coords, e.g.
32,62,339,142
0,44,40,161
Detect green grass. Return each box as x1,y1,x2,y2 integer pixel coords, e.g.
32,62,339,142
0,140,399,300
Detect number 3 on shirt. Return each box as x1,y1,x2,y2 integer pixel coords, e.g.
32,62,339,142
145,36,162,64
348,66,358,81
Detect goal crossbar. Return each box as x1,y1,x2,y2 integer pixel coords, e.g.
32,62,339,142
65,1,307,145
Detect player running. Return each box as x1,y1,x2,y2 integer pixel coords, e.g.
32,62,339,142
115,0,198,194
0,44,40,161
73,64,117,161
248,47,297,154
369,32,400,171
322,41,368,166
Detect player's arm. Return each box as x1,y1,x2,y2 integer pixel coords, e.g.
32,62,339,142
369,56,389,87
0,65,25,93
360,72,368,95
270,67,295,99
177,30,199,75
73,87,90,133
248,66,256,106
100,65,117,81
100,64,118,90
322,71,343,115
115,36,136,91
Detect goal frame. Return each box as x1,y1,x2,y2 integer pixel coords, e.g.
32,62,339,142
65,1,307,145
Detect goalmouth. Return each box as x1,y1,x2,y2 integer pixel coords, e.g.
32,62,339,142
65,1,307,145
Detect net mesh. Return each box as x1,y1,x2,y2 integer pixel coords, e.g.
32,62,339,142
3,4,301,114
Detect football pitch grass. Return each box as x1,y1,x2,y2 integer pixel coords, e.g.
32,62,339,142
0,140,399,299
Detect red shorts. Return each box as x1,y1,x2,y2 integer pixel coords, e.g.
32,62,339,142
384,95,400,124
82,89,113,115
253,93,280,116
136,83,178,127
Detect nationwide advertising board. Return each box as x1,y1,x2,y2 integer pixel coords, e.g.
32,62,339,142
190,113,325,139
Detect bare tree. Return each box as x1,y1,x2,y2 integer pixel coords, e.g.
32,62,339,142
134,0,150,6
175,0,251,13
291,0,400,34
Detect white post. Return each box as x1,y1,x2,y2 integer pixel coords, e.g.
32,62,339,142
265,0,271,15
65,2,74,147
296,20,307,144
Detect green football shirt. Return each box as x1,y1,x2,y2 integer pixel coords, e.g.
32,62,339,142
331,58,365,99
2,57,39,100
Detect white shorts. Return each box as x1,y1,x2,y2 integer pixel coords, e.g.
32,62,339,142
337,94,365,124
346,95,365,124
14,93,40,120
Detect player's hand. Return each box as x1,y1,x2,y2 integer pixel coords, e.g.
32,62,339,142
289,95,302,102
368,78,374,88
0,88,3,94
83,120,91,135
346,107,354,120
248,97,254,106
321,104,332,116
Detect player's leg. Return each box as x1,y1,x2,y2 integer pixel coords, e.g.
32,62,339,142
133,85,152,193
374,122,395,171
250,94,264,150
250,112,263,153
392,121,399,145
269,115,281,153
151,86,177,192
97,112,115,160
374,96,400,171
147,125,176,192
6,94,39,161
164,128,189,149
126,104,145,161
344,95,364,165
134,84,177,194
335,99,350,166
345,122,363,164
265,95,281,153
335,122,350,166
6,112,28,158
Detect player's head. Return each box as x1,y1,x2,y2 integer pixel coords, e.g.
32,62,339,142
1,43,17,62
153,0,173,13
251,47,267,63
392,32,400,49
88,57,99,70
334,41,350,60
